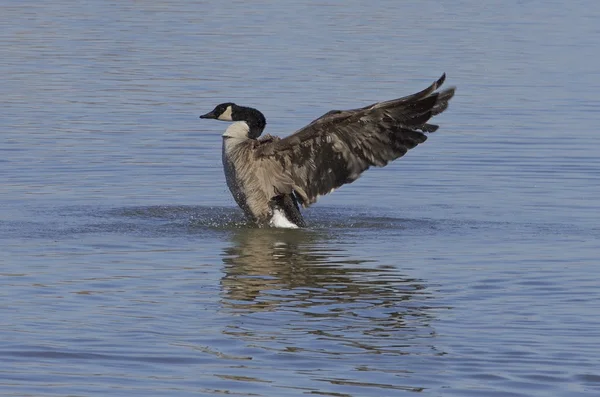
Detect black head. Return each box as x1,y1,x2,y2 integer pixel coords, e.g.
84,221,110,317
199,102,236,121
200,103,266,139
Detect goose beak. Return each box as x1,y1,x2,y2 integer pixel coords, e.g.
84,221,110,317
200,110,217,119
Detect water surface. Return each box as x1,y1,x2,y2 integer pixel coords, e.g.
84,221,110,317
2,1,600,396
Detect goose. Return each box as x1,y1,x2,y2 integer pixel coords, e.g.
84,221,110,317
200,74,455,228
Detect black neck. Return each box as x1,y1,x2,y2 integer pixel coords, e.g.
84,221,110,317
234,106,266,139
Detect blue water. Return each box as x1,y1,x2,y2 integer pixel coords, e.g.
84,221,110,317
2,1,600,396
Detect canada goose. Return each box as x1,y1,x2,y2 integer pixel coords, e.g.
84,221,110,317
200,74,455,228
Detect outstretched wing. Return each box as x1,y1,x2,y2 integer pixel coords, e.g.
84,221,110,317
255,74,455,207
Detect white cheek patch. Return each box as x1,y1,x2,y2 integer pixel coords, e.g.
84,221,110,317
218,105,233,121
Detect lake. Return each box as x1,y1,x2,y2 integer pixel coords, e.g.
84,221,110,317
1,1,599,396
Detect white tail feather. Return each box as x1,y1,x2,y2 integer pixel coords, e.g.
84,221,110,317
269,208,299,229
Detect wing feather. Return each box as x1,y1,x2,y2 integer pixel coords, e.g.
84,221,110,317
255,74,455,207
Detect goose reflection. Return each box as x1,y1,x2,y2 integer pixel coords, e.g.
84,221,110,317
221,228,350,308
220,228,435,333
219,228,441,392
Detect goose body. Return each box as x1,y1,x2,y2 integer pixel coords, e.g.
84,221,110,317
200,74,455,228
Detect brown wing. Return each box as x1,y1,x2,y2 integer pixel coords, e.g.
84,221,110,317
255,74,455,207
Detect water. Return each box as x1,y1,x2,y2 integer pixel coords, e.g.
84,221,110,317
2,1,600,396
